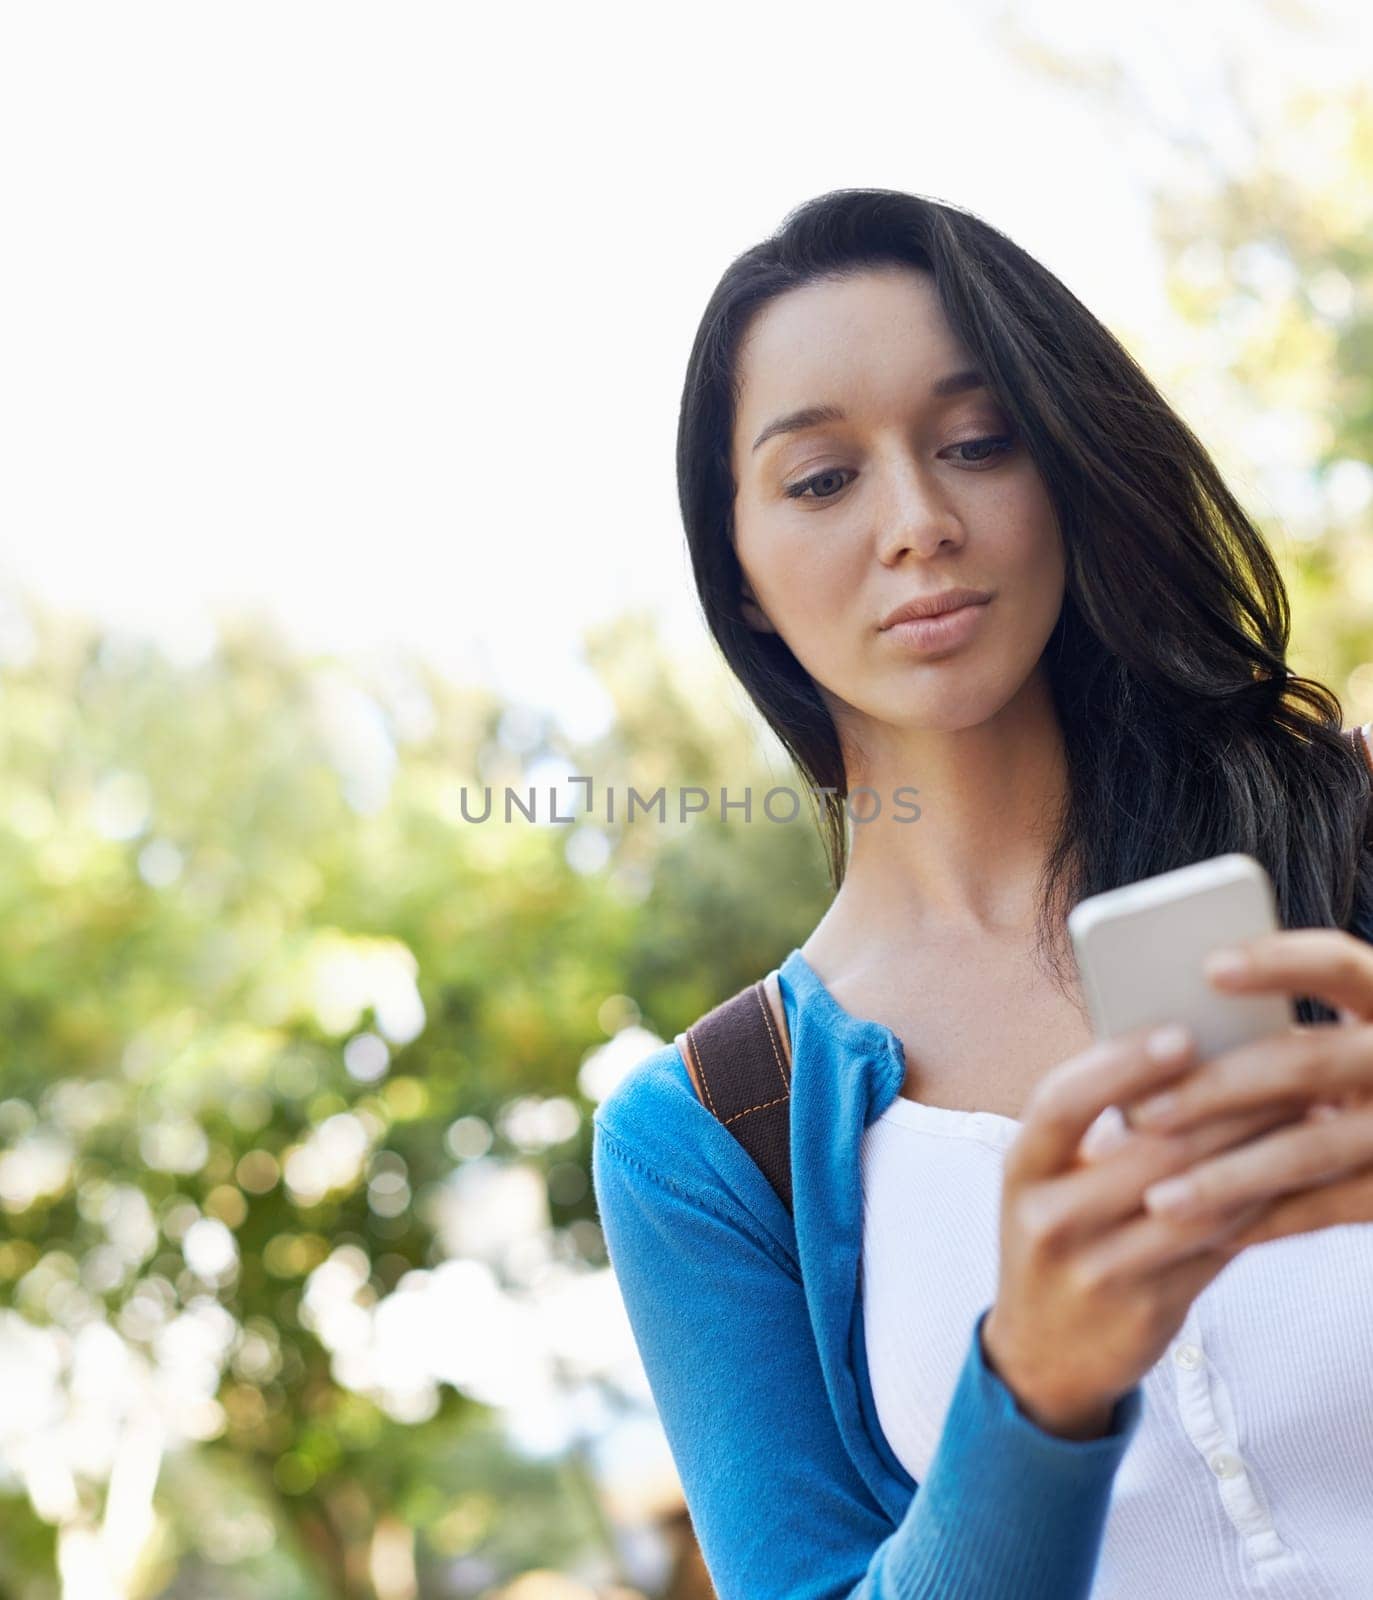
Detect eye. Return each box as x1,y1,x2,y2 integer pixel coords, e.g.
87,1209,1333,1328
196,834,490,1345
783,467,853,502
782,435,1017,503
942,435,1016,468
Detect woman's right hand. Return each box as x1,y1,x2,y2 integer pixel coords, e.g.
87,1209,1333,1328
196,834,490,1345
981,1024,1293,1440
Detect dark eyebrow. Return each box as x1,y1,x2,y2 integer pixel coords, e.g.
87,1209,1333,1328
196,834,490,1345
750,368,988,454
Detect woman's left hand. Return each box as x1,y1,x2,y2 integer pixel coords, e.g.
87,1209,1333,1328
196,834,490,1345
1118,928,1373,1252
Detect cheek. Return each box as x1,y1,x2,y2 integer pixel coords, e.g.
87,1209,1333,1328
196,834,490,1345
740,517,864,630
748,542,869,691
997,483,1065,593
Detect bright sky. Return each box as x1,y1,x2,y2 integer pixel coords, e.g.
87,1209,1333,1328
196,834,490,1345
1,1,1369,742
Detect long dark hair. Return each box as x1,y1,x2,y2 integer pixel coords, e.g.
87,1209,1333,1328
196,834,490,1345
675,187,1373,1022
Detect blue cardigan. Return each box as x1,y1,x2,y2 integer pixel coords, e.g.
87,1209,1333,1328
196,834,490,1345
591,946,1143,1600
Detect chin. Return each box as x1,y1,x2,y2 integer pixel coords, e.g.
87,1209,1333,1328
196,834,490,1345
872,664,1038,730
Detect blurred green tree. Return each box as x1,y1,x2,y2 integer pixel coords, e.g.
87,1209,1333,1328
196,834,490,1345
0,600,824,1598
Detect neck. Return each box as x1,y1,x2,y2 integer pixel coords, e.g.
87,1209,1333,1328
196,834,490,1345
807,669,1072,974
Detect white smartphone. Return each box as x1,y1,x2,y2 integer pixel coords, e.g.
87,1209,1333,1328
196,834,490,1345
1067,852,1294,1061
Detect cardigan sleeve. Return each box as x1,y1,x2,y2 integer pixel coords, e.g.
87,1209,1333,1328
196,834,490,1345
592,1116,1143,1600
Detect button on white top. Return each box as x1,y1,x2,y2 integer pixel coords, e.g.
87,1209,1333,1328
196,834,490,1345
1210,1452,1243,1479
1173,1342,1203,1370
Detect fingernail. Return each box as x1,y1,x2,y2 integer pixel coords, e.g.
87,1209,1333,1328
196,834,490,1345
1144,1175,1199,1215
1146,1024,1191,1062
1081,1105,1129,1159
1132,1091,1179,1128
1205,946,1250,981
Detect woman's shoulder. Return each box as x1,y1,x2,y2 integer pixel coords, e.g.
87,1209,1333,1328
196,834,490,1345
593,961,797,1153
592,1033,799,1256
593,1037,697,1149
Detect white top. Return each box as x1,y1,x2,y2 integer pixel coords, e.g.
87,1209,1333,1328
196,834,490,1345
860,1096,1373,1597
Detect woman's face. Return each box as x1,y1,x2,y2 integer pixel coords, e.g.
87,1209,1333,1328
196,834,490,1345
729,265,1066,738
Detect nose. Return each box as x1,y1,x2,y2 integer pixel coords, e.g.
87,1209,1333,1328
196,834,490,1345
873,462,966,564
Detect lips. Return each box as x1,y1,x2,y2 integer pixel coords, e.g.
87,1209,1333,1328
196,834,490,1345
879,589,992,630
881,598,990,655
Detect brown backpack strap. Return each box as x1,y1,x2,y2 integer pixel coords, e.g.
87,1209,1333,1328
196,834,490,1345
674,968,795,1216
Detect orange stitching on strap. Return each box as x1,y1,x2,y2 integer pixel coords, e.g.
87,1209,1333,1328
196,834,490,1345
683,1027,719,1118
752,981,791,1092
684,984,793,1126
722,1092,789,1126
763,970,794,1074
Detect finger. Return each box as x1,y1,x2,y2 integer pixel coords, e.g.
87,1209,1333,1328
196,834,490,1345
1081,1101,1298,1167
1140,1101,1373,1221
1126,1022,1373,1134
1073,1198,1271,1287
1009,1026,1197,1181
1220,1165,1373,1251
1204,927,1373,1018
1033,1105,1298,1249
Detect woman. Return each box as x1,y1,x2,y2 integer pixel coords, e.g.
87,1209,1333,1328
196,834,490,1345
591,188,1373,1598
